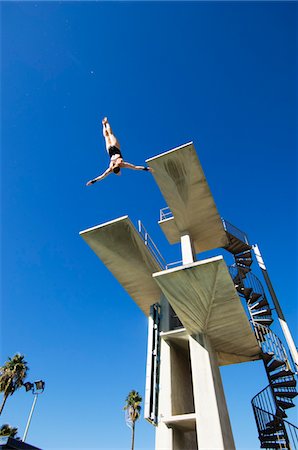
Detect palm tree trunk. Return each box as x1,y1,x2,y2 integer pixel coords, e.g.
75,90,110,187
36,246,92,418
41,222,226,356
131,423,135,450
0,393,9,416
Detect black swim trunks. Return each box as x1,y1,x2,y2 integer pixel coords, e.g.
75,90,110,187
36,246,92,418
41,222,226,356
108,146,123,159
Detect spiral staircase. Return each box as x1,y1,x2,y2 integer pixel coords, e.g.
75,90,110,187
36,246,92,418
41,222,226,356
224,221,298,449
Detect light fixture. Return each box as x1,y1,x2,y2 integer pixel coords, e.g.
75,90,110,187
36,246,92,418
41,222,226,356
23,382,34,392
22,379,45,442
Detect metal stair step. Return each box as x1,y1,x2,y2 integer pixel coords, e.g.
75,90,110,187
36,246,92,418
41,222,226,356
249,297,268,309
238,266,251,275
249,292,262,303
225,235,252,254
272,379,297,388
274,409,288,420
233,275,242,286
260,441,287,449
264,420,284,431
234,257,253,266
251,308,272,317
254,317,273,326
267,359,286,372
236,287,253,299
237,249,252,257
262,431,285,439
274,390,298,399
275,399,295,410
261,432,286,440
262,352,275,363
261,426,285,436
270,370,295,380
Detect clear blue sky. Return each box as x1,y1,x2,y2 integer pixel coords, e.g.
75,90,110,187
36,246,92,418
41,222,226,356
1,1,297,449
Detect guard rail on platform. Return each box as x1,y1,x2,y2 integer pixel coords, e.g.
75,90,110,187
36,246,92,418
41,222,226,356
159,207,173,222
138,220,167,270
222,218,250,245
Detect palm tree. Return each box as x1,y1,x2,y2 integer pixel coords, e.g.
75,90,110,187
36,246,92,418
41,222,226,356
0,354,29,415
0,424,18,438
123,390,142,450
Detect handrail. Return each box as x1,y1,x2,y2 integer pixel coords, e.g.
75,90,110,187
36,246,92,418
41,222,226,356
243,272,266,299
253,405,298,449
166,260,183,269
252,385,298,449
159,207,173,222
228,264,295,374
228,266,266,299
232,255,297,448
138,220,167,270
254,323,296,375
222,218,250,245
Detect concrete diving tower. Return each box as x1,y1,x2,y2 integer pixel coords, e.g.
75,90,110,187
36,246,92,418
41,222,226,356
146,142,229,254
80,216,162,316
143,142,261,449
80,142,262,450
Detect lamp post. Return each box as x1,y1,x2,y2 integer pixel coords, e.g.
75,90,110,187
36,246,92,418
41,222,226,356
22,380,45,442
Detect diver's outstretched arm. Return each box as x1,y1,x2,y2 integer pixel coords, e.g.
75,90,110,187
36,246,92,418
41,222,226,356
86,167,112,185
121,162,152,172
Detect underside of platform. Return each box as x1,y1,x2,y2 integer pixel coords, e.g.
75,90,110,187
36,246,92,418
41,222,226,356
153,256,261,365
80,216,162,316
146,142,229,253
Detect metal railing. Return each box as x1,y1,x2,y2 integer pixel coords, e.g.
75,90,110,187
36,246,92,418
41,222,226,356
159,207,173,222
228,263,296,375
138,220,167,270
166,260,183,269
254,323,295,374
252,385,298,449
222,218,250,245
252,384,280,417
230,257,298,448
228,266,265,297
138,220,184,270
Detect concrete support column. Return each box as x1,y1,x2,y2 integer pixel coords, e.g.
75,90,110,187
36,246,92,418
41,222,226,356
155,338,173,450
181,233,196,265
189,334,235,450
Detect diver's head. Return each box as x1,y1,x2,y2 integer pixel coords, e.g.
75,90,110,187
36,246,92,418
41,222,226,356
113,166,121,175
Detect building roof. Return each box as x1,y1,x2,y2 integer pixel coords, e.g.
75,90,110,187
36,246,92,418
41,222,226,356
0,437,41,450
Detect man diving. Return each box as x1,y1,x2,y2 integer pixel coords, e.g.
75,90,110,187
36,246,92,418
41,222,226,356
86,117,152,185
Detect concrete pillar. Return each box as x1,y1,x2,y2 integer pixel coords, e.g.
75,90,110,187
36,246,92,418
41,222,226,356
155,338,173,450
181,233,196,264
189,334,235,450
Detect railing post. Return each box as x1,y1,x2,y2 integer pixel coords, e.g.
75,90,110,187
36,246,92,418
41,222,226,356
253,244,298,371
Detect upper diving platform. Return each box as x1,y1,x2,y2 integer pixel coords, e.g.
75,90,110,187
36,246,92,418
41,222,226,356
80,216,162,316
153,256,261,365
146,142,229,253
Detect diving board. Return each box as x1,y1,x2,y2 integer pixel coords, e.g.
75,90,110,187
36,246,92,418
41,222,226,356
153,256,261,365
146,142,229,253
80,216,162,316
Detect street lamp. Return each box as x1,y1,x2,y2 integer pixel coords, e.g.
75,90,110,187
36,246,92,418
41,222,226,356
22,380,45,442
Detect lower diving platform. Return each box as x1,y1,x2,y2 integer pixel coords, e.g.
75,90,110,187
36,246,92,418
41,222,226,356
80,216,162,316
153,256,261,366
